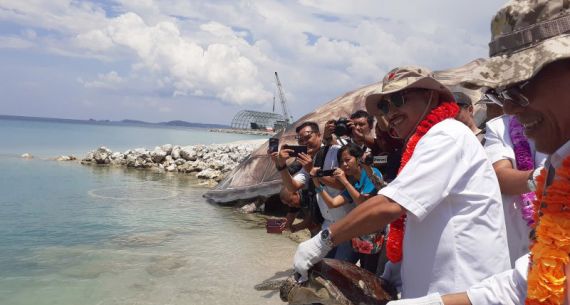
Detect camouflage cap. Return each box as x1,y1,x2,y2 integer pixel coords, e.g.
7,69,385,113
462,0,570,89
365,65,454,116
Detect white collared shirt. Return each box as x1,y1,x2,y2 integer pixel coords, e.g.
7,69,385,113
484,115,547,265
379,119,510,298
465,140,570,305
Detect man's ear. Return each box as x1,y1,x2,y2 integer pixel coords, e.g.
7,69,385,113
468,105,474,115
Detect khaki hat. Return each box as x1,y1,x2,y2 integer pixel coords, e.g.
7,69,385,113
462,0,570,89
365,65,455,116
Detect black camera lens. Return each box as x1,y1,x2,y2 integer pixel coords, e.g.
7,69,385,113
334,117,351,137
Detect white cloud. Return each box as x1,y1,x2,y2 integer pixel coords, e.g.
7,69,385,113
0,0,506,120
79,71,124,89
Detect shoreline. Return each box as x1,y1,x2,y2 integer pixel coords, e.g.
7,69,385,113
75,139,266,185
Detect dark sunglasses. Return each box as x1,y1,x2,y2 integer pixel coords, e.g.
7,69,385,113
483,81,530,108
295,131,316,143
376,89,427,115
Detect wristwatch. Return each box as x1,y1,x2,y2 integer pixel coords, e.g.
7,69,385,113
320,229,334,248
527,168,538,192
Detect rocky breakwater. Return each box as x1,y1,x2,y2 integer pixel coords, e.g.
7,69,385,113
81,143,257,183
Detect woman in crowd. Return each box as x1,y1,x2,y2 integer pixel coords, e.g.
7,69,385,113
312,143,385,273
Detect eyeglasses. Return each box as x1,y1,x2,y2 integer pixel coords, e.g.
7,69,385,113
483,81,530,108
376,89,427,115
295,131,315,143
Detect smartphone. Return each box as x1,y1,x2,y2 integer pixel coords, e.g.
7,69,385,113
316,168,336,177
269,138,279,153
283,145,307,157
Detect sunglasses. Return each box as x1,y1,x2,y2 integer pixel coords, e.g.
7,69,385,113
295,131,316,144
376,89,427,115
483,81,530,108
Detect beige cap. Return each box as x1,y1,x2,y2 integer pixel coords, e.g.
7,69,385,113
365,65,455,116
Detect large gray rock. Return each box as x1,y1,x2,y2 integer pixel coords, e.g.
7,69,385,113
93,147,112,164
196,169,222,181
171,147,181,159
180,146,197,161
161,144,173,155
56,155,76,161
111,152,123,160
151,149,167,163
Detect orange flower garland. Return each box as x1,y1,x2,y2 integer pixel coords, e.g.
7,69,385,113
386,101,459,263
526,155,570,305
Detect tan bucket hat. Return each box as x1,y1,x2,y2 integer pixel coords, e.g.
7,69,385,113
462,0,570,89
365,65,455,116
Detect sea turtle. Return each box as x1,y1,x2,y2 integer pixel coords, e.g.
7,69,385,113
255,258,397,305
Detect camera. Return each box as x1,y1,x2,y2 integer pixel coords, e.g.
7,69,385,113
283,144,308,157
334,117,352,137
316,168,336,177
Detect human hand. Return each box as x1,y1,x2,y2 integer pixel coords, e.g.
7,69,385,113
293,231,333,282
277,146,293,164
386,293,443,305
297,153,313,172
323,120,336,141
333,168,347,182
309,167,321,177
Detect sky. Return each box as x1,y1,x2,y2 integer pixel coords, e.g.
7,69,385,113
0,0,506,125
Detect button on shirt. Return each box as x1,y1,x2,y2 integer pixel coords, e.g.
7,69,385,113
484,115,547,265
379,119,510,298
293,145,354,229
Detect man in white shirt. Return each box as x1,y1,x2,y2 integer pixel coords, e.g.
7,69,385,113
292,65,510,298
484,115,547,265
387,0,570,304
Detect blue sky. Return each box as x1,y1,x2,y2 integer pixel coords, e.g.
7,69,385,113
0,0,505,125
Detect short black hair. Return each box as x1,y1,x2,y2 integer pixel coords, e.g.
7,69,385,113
337,143,364,163
295,121,320,134
350,110,374,127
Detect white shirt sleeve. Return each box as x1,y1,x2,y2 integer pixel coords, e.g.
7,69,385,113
484,116,515,165
293,168,309,186
466,254,529,305
379,124,468,221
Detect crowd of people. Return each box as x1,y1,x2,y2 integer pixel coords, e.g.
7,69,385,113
267,1,570,304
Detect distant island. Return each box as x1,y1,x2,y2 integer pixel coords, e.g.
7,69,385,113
0,115,229,129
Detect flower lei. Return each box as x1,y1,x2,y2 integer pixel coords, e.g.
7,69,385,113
508,116,536,226
526,156,570,305
386,102,459,263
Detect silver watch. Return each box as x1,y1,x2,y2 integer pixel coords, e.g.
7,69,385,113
320,229,334,248
528,169,538,192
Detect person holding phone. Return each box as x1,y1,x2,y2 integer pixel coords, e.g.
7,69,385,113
313,143,386,273
269,121,355,262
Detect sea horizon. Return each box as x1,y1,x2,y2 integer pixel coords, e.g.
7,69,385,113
0,116,267,159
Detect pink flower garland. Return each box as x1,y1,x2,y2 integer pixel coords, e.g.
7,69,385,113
508,116,535,226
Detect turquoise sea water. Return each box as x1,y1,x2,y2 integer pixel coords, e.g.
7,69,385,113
0,119,296,305
0,118,266,158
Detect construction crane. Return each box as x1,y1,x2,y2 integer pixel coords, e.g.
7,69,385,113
274,72,292,125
